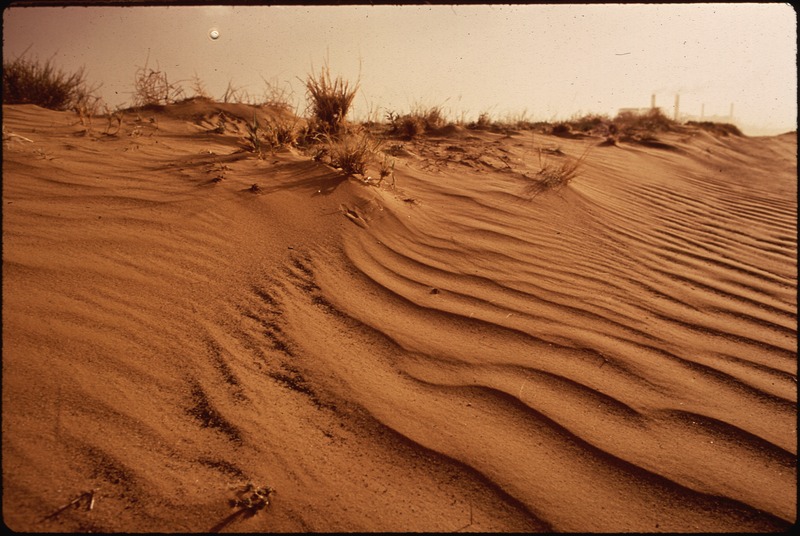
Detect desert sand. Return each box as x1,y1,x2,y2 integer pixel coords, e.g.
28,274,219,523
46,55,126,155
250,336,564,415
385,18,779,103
2,100,796,532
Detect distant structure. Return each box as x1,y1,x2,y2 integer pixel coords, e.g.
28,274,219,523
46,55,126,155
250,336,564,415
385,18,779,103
618,95,737,126
681,102,736,124
617,94,659,116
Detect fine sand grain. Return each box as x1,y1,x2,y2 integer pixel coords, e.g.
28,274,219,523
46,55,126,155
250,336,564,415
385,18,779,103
2,102,796,532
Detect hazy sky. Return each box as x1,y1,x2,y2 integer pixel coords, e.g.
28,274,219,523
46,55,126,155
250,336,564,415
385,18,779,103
3,3,797,134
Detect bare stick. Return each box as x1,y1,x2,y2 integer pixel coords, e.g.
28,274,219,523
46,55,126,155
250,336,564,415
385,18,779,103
42,491,91,521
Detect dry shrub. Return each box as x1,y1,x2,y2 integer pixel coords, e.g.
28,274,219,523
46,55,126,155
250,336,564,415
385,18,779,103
551,123,573,137
612,108,677,137
377,152,396,187
321,128,381,176
221,80,251,104
422,107,446,130
685,120,743,137
259,77,295,113
525,145,590,198
304,63,359,137
244,112,297,156
133,57,185,107
567,113,612,134
470,112,492,130
400,115,425,138
386,111,425,139
103,105,124,136
189,72,210,99
410,103,447,130
386,104,448,139
3,49,100,111
505,109,531,129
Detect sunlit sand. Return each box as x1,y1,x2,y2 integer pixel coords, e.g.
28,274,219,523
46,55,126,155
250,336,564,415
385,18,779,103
2,96,796,532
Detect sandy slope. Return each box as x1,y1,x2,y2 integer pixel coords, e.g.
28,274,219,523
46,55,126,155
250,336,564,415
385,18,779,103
2,102,796,532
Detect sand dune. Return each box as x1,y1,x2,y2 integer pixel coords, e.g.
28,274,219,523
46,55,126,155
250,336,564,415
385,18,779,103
2,102,796,532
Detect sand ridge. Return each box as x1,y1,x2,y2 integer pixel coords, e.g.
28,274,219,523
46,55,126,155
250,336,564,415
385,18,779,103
2,102,796,532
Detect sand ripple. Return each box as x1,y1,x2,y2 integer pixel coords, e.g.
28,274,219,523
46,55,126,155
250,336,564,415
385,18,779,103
3,104,795,531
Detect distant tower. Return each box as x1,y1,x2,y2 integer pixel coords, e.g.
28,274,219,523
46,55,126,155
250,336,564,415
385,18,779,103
651,94,656,110
729,103,734,122
700,103,705,120
674,94,680,121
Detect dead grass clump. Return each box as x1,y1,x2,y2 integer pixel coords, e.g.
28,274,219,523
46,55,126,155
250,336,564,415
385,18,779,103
303,63,359,137
221,80,251,104
132,57,185,107
551,123,573,137
376,153,396,187
259,77,295,114
266,119,298,147
3,49,101,111
468,112,492,130
243,112,297,156
323,129,382,176
386,111,425,139
189,72,210,99
102,105,124,136
504,109,532,130
686,120,743,137
525,145,590,198
414,105,447,130
386,105,449,139
612,108,677,138
567,113,612,135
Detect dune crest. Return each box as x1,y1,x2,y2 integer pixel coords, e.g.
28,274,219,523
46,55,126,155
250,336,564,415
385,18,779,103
2,102,796,532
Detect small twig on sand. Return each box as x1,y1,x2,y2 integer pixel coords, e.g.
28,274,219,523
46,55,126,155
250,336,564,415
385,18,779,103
41,490,96,521
2,129,34,143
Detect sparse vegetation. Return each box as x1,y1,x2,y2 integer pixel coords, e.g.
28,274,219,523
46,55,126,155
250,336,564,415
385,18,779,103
220,79,248,104
566,112,611,134
243,111,297,156
188,72,210,99
412,104,447,131
322,128,382,176
386,104,450,139
259,77,295,113
386,111,425,139
469,112,492,130
244,112,265,155
525,144,590,198
132,57,185,107
551,122,573,137
103,105,124,136
303,63,359,137
264,117,299,148
5,53,744,194
611,108,677,138
377,153,396,187
3,49,101,111
686,120,743,137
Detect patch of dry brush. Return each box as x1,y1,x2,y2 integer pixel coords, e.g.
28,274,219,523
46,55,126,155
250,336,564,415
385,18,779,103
2,48,100,112
524,145,590,198
303,63,359,137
